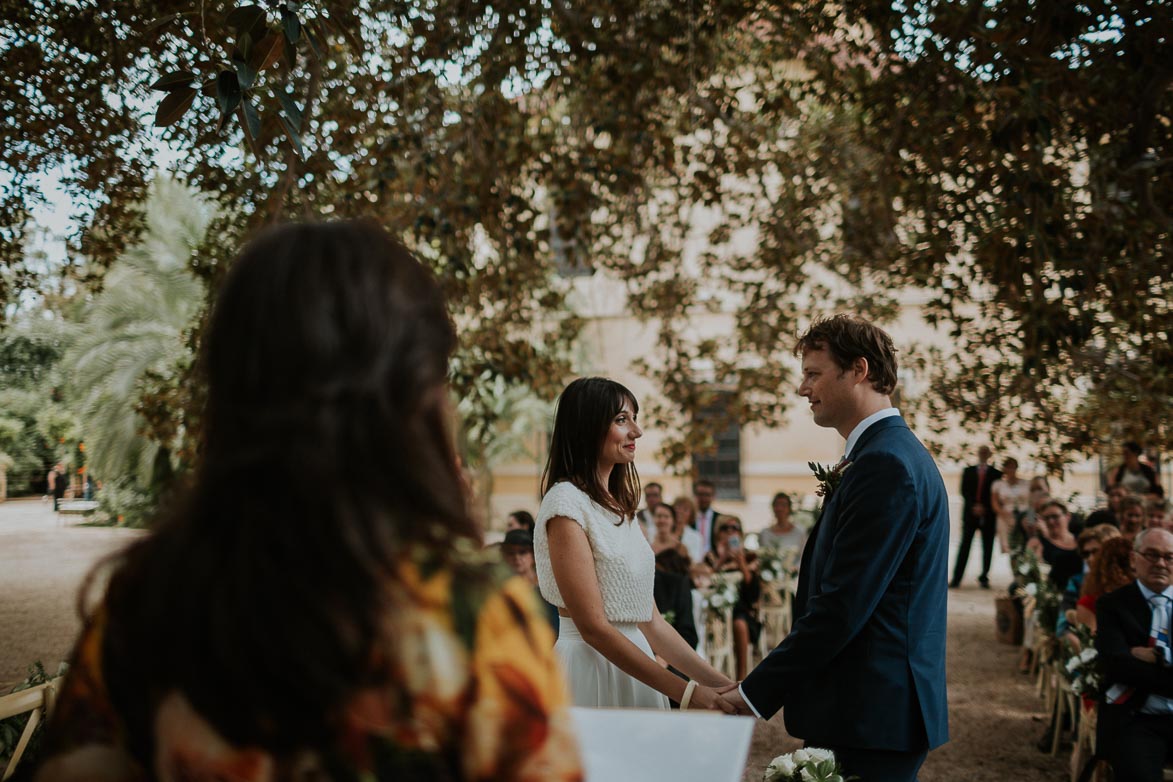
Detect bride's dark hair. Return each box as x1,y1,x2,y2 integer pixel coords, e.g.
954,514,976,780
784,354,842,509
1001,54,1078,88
84,219,477,753
542,377,641,521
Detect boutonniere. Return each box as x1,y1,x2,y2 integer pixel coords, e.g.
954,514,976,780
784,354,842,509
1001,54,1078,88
809,458,852,498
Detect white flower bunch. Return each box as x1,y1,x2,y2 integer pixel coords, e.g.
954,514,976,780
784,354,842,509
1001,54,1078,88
706,573,740,612
756,546,797,585
763,748,848,782
1063,639,1102,697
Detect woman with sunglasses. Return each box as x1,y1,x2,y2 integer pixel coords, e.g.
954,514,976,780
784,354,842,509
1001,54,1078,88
703,517,762,680
534,377,736,711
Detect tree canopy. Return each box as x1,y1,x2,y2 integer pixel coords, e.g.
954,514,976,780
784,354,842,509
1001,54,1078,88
2,0,1169,473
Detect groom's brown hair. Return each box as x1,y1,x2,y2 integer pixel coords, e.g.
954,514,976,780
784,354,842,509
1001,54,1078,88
795,315,898,395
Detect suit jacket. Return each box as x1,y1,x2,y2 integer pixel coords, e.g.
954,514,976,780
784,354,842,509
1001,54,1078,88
695,507,722,554
741,416,950,752
959,463,1001,526
1095,582,1173,747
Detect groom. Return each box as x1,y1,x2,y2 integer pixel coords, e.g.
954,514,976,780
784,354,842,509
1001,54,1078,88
720,315,949,781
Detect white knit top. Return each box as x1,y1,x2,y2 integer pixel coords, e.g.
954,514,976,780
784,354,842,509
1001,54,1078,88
534,481,655,623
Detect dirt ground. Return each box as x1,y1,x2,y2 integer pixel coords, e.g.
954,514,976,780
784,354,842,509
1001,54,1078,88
2,498,1070,780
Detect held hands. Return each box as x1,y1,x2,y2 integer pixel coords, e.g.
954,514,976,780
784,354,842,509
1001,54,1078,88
684,681,738,714
710,681,754,716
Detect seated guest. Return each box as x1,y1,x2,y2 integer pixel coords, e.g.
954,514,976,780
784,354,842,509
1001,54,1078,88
502,528,559,634
1073,536,1135,633
1086,485,1128,529
671,495,703,563
1096,528,1173,782
32,221,578,781
1120,495,1147,542
654,549,699,651
1058,524,1122,646
1147,498,1171,531
991,457,1031,553
650,503,691,558
702,517,761,680
757,492,807,552
1028,500,1081,588
1108,440,1164,498
504,509,536,533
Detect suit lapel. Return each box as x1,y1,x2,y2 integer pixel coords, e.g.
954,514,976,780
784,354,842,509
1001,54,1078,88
797,416,905,600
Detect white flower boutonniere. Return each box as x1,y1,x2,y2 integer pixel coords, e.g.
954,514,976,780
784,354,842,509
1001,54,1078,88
809,458,852,499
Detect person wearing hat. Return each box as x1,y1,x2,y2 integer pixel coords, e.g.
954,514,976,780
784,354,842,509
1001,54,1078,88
502,528,559,635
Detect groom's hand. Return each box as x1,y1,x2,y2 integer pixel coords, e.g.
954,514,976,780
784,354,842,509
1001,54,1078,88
716,686,753,716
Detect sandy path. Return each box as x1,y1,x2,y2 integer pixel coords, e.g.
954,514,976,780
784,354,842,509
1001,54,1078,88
0,498,141,689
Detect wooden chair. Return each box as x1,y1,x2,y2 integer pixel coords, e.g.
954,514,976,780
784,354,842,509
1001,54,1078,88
0,678,62,781
1048,669,1079,756
753,582,792,665
704,605,736,680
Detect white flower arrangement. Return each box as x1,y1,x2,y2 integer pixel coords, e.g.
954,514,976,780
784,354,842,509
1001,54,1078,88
756,546,799,586
763,748,849,782
706,572,741,612
1061,625,1102,698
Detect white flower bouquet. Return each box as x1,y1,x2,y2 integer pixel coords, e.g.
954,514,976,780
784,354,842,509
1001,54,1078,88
705,572,741,612
756,546,799,585
763,747,852,782
1062,625,1102,697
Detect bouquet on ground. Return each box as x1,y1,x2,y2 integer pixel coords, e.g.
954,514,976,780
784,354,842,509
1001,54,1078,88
1062,624,1102,698
763,747,853,782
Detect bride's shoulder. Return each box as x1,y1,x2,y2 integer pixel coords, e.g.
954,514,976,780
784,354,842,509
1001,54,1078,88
538,481,590,525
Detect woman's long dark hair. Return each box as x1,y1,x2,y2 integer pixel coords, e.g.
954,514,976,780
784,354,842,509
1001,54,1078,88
541,377,640,521
89,220,477,756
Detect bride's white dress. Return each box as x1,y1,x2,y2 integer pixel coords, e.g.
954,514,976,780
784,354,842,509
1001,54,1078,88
534,481,670,709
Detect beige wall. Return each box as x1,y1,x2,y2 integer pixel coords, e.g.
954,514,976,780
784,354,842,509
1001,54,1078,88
480,275,1105,534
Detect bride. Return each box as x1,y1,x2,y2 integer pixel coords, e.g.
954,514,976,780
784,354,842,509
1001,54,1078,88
534,377,736,711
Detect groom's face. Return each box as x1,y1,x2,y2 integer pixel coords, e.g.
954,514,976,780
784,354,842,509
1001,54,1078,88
799,347,855,431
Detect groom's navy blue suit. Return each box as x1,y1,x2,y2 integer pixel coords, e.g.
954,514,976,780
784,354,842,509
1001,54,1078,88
742,415,950,778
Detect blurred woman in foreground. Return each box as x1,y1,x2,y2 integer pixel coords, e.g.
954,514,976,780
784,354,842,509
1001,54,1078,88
35,221,580,782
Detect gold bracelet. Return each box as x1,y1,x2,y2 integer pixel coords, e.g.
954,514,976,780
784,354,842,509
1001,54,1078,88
680,679,698,709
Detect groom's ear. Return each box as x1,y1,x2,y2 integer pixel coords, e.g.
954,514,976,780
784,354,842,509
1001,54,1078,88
851,356,870,385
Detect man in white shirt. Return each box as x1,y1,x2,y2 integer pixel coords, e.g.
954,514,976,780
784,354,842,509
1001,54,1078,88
637,482,663,539
693,479,720,557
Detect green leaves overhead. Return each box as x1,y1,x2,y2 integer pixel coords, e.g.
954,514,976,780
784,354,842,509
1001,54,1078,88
4,0,1170,473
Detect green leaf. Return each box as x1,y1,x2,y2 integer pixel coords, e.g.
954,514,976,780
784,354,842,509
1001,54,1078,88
142,13,186,33
225,4,267,39
249,31,284,73
153,87,197,127
303,20,324,59
215,70,242,118
232,56,257,90
239,98,262,156
149,70,196,92
241,95,261,140
274,89,302,132
281,8,301,43
278,113,305,158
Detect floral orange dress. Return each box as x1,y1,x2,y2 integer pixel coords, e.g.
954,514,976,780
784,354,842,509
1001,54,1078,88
35,556,583,782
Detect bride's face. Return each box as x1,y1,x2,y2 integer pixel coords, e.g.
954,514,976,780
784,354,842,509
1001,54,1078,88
600,399,642,467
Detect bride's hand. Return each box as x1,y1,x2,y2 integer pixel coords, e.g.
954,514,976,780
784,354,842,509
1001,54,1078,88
687,684,738,714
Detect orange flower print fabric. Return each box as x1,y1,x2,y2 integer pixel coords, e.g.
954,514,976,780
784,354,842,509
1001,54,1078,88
35,557,583,782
